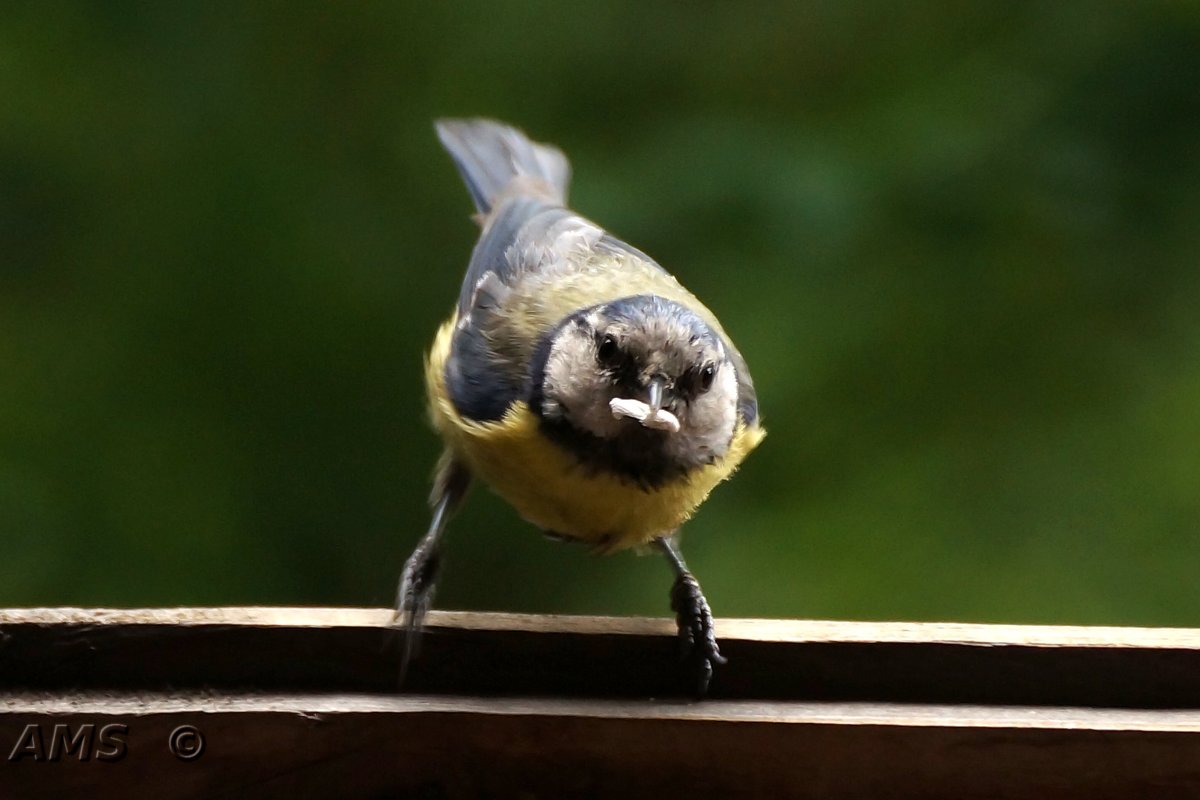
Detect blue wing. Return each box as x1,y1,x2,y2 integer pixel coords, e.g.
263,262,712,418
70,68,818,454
445,198,576,422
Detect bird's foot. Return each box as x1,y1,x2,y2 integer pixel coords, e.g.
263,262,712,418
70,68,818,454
393,543,441,677
669,570,726,696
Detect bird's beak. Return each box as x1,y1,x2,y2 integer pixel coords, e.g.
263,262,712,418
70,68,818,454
608,377,680,433
646,376,666,414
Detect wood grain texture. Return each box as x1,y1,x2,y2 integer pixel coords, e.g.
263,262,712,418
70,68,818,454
4,607,1200,706
4,692,1200,799
4,608,1200,798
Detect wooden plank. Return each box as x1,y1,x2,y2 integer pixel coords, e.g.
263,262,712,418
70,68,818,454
3,607,1200,707
6,609,1200,797
4,692,1200,799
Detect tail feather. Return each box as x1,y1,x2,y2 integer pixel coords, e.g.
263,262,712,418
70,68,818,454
435,118,571,215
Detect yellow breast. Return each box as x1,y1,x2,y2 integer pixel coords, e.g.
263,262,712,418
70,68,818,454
425,319,764,551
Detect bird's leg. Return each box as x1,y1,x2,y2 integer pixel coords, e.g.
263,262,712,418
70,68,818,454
393,495,448,668
394,454,470,680
654,534,726,696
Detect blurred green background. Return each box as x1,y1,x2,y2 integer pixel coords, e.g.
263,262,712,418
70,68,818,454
3,2,1199,626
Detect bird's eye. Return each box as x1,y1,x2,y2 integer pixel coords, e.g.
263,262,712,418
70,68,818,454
699,363,716,391
597,334,620,366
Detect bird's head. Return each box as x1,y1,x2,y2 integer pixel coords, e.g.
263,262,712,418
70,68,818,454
534,295,739,480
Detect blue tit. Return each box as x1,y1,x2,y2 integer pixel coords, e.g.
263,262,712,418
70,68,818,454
395,118,764,694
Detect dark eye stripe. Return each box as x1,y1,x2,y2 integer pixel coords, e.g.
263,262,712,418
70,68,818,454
677,362,717,397
596,334,620,365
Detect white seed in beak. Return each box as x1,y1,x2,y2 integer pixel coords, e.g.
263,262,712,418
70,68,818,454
609,397,681,433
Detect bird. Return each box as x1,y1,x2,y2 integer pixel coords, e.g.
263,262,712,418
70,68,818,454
395,118,765,694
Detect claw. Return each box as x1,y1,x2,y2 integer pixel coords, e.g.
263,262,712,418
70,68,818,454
394,545,441,681
669,571,726,696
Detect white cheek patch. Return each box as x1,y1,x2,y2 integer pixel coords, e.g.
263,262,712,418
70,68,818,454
609,398,681,433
